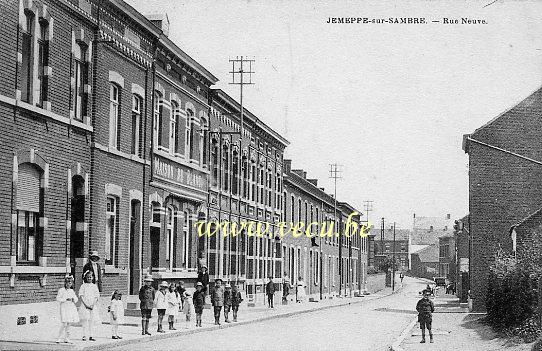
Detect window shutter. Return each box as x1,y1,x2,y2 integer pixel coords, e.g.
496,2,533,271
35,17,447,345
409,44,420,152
17,164,40,212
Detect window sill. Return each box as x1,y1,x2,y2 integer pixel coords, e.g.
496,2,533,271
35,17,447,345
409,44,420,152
15,98,93,132
0,265,68,274
104,265,127,274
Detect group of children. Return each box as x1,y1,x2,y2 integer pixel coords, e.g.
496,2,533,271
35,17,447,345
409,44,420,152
209,278,243,325
55,271,203,343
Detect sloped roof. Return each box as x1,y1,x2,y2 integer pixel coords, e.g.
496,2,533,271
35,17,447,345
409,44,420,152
511,206,542,236
413,244,439,263
368,227,410,241
410,244,430,254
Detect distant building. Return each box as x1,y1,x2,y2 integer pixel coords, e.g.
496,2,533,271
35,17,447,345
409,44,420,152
371,227,410,272
454,215,470,302
438,234,455,282
410,244,439,279
412,213,454,245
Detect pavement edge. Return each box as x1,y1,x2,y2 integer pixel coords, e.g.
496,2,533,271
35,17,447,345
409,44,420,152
390,316,417,351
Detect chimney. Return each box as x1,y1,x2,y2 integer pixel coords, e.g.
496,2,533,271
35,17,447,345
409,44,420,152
413,213,416,218
308,179,318,186
146,13,170,36
319,187,325,191
446,213,451,220
283,159,292,172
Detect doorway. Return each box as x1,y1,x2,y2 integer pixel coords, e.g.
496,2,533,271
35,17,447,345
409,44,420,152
129,200,141,294
70,176,85,284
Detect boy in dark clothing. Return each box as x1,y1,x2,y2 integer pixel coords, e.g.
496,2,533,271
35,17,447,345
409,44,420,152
211,278,224,325
193,282,205,327
266,278,275,308
416,290,435,343
139,274,155,336
231,285,243,322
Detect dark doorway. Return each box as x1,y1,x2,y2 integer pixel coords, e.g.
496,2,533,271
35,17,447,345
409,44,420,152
129,200,141,295
150,203,161,270
70,176,85,284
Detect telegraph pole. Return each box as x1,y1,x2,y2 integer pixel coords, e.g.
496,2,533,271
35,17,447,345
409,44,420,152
392,222,396,292
363,200,374,225
228,56,254,287
330,164,342,296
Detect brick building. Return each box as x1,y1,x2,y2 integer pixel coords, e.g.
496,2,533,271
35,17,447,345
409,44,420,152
454,215,470,302
438,234,455,282
372,227,410,272
464,86,542,312
410,244,439,279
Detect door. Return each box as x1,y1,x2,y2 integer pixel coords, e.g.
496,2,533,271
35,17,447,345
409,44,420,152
129,200,141,294
70,176,85,285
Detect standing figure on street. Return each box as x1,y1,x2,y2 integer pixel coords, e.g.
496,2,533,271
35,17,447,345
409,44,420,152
182,290,193,328
416,290,435,343
223,284,232,323
231,284,243,322
282,275,290,304
296,276,306,303
82,251,103,292
78,270,101,341
108,290,125,340
56,275,79,344
176,280,186,309
399,272,404,283
197,266,210,297
166,283,180,330
266,278,275,308
211,278,224,325
139,274,155,336
154,281,169,333
193,282,205,327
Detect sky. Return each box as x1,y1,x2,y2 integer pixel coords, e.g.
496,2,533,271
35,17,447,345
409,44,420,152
127,0,542,228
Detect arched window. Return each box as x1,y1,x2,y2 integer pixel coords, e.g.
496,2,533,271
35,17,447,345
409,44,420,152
16,163,43,262
222,144,229,191
232,148,239,195
109,84,120,149
154,91,163,148
290,195,295,223
74,42,89,120
298,198,302,223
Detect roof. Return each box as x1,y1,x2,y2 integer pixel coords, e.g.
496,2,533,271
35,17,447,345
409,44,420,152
510,206,542,236
410,244,430,254
411,215,454,245
413,244,439,263
368,227,410,241
212,89,289,147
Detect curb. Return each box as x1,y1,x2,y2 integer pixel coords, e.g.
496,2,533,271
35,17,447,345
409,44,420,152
390,316,417,351
80,296,378,351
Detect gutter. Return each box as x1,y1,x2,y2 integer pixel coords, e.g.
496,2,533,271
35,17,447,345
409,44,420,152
465,136,542,166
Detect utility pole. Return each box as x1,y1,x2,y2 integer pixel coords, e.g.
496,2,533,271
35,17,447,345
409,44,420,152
380,217,385,267
228,56,254,288
392,222,396,292
363,200,374,225
330,163,342,296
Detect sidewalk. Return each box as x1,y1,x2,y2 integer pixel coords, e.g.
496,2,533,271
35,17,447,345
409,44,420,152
0,288,395,351
395,293,535,351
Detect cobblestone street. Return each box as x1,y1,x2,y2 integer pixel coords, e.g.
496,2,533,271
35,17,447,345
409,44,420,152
106,279,421,351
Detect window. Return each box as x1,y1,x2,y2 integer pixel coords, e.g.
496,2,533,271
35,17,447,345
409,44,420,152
154,91,163,147
183,211,190,269
132,94,142,156
187,109,195,159
232,149,239,195
201,117,208,166
109,84,120,148
74,43,89,120
20,11,35,102
37,19,49,106
242,155,248,198
16,163,42,263
211,139,219,187
291,195,295,222
170,101,179,154
105,196,118,266
222,145,229,191
259,164,264,204
298,198,302,223
250,161,256,201
166,206,174,262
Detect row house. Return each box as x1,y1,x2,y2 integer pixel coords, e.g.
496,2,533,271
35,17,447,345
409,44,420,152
464,85,542,312
206,88,288,304
372,227,410,272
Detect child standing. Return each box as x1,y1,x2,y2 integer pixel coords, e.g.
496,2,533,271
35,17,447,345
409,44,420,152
193,282,205,327
154,281,169,333
223,284,232,323
78,270,101,341
109,290,124,339
56,275,79,343
231,284,243,322
182,291,193,328
139,274,155,336
166,283,180,330
416,289,435,343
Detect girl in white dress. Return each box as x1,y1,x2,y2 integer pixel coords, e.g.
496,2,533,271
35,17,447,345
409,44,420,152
56,275,79,343
79,270,101,341
296,276,306,303
109,290,124,339
166,284,180,330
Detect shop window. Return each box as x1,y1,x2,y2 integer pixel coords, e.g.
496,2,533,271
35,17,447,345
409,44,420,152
166,206,175,262
105,196,119,266
109,84,120,149
16,163,42,263
131,94,142,156
183,211,190,269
